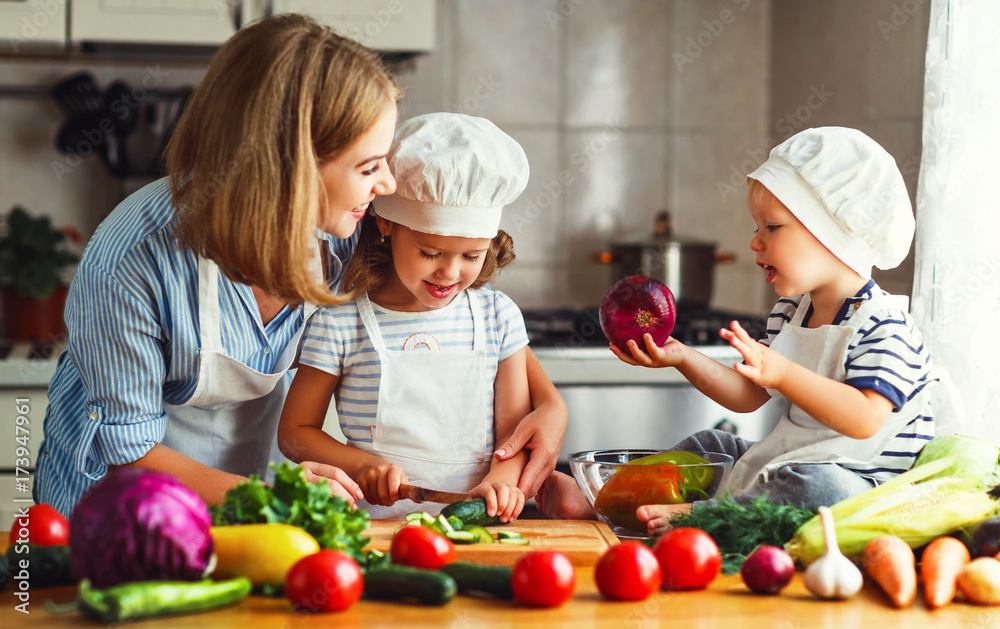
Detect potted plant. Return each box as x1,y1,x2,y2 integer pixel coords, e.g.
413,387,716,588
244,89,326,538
0,206,82,342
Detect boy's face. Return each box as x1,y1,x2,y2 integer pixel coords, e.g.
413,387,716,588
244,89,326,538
748,188,850,299
376,218,490,311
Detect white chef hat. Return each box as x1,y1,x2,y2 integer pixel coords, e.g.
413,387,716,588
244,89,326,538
746,126,914,278
373,113,530,239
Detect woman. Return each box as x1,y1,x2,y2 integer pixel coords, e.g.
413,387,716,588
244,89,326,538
34,14,565,516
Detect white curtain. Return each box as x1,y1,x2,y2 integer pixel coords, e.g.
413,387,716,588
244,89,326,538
912,0,1000,444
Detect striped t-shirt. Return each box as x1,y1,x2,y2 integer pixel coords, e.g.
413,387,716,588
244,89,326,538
299,288,529,449
34,177,357,516
761,280,936,482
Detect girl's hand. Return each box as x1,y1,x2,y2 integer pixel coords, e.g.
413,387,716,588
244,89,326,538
720,320,790,389
494,409,566,499
356,459,408,506
300,461,365,506
609,334,687,368
469,481,525,523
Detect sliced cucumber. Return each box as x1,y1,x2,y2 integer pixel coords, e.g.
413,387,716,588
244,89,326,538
435,514,454,534
463,525,494,544
405,512,425,522
446,515,464,531
419,512,437,527
445,530,477,544
496,531,522,540
497,537,530,545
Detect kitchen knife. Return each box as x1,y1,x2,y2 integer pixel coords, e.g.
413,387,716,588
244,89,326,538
398,484,468,504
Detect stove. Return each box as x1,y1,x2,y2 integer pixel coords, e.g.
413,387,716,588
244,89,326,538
521,306,768,349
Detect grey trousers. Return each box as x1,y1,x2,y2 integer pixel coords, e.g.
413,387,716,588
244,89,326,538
674,429,876,512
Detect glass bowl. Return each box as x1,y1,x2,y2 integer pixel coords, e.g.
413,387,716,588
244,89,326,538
568,449,734,537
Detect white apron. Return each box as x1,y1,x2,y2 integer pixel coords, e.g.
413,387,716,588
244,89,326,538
721,292,910,494
160,255,319,479
352,291,493,518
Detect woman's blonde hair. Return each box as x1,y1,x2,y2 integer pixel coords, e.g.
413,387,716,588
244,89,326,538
166,13,401,305
340,214,516,299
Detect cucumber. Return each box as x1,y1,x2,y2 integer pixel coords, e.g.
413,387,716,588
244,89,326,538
446,515,464,531
497,538,530,545
405,512,424,522
496,531,522,540
439,562,514,599
435,514,454,534
463,525,494,544
363,565,457,606
440,499,501,526
445,530,477,544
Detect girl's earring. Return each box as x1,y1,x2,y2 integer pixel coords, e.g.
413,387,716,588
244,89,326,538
379,232,386,244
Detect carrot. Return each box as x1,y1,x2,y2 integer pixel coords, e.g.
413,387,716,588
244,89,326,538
921,536,971,608
862,534,917,608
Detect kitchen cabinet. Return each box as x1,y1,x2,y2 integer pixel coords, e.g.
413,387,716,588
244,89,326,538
0,389,47,530
70,0,242,47
0,0,66,52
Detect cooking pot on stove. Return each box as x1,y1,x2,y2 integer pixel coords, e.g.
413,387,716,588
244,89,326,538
593,211,735,309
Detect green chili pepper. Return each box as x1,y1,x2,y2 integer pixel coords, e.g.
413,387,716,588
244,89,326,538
72,577,252,623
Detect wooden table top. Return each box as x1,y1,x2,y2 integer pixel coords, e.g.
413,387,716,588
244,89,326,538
4,567,998,627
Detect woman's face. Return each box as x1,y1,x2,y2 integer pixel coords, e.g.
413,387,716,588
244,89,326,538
318,102,398,238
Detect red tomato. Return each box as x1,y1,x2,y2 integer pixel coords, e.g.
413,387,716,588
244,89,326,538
390,525,456,569
594,541,662,601
653,527,721,590
8,503,70,547
511,550,576,608
285,550,363,612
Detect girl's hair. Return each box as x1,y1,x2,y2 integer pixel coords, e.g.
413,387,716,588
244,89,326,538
340,213,516,299
166,14,401,305
747,177,781,210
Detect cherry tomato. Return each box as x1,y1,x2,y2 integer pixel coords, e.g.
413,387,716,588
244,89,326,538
390,524,456,570
594,541,662,601
285,550,363,612
512,550,576,608
8,503,70,547
653,527,721,590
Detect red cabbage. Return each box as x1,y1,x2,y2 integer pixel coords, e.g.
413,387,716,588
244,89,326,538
600,275,677,353
69,468,214,588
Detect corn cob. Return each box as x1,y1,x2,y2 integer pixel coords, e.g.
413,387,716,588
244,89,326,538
785,456,1000,566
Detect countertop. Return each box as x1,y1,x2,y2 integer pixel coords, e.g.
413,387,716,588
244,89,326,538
3,568,994,627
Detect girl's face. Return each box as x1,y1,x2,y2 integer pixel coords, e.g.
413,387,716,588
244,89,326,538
317,102,398,239
748,189,847,299
376,218,490,311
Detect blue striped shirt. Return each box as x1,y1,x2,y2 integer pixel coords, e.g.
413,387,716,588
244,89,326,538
299,288,529,450
34,178,357,516
761,280,936,483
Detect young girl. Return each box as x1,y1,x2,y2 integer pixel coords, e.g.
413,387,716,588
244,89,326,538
278,113,533,520
538,127,939,535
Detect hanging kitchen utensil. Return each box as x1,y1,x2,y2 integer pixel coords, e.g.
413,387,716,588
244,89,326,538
102,80,139,178
54,111,113,173
592,210,736,310
157,87,193,158
50,71,105,119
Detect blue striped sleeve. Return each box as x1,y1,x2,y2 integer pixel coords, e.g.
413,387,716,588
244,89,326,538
492,291,528,361
844,310,933,411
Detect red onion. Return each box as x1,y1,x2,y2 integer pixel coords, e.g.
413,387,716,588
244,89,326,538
599,275,677,353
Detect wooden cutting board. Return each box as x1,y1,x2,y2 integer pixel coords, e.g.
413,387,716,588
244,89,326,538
365,519,620,566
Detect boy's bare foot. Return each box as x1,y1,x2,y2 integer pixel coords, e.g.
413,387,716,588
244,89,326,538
636,503,693,536
534,471,597,520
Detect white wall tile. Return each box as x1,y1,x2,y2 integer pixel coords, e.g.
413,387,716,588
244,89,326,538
454,0,561,125
564,0,670,128
499,127,561,265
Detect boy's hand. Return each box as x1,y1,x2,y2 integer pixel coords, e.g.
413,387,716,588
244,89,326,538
469,480,525,523
720,320,790,389
609,333,687,368
356,459,408,506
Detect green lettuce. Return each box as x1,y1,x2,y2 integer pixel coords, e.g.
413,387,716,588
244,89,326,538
913,434,1000,487
210,463,371,563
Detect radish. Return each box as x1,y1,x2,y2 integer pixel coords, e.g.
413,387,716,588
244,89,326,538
740,545,795,594
599,275,677,353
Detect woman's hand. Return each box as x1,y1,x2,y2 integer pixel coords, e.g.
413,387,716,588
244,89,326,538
469,481,525,523
355,459,408,506
300,461,365,506
720,320,790,389
494,404,566,499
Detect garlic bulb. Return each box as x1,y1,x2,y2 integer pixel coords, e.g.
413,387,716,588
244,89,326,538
803,506,863,599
